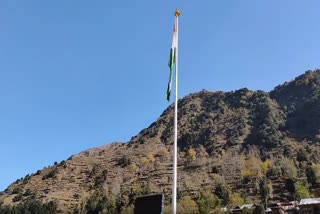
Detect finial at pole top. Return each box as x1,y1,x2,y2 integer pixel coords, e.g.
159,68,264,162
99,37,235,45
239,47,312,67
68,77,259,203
175,8,180,17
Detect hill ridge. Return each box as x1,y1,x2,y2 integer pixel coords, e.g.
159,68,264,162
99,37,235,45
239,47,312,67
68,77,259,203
2,69,320,213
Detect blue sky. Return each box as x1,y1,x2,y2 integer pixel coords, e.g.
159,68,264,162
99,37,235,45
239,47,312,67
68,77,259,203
1,1,320,191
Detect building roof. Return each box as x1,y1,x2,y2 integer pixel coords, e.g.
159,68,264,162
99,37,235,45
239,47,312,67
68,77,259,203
231,204,255,212
269,201,297,211
299,198,320,205
240,204,254,209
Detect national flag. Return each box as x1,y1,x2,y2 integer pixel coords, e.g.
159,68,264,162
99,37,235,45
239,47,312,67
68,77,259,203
167,20,177,101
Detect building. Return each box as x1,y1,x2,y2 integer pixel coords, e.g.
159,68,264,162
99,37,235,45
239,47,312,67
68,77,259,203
269,201,298,214
231,204,273,213
298,198,320,214
231,204,254,214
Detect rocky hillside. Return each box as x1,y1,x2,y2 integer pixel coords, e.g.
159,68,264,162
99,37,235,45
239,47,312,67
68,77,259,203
2,70,320,213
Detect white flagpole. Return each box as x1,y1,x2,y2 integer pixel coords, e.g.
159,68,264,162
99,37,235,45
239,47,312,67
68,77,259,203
172,8,180,214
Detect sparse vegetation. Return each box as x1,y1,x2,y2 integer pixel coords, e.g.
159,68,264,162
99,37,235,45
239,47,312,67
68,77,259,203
295,182,311,200
252,204,265,214
42,167,58,180
185,147,197,164
197,191,221,213
23,188,32,197
176,196,199,214
2,70,320,212
11,187,22,195
117,156,131,167
12,193,23,202
0,199,57,213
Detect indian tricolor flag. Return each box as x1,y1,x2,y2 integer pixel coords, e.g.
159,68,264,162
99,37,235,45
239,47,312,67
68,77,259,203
167,19,177,101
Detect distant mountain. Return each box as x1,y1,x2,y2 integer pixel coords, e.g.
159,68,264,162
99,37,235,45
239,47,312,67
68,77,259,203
2,70,320,213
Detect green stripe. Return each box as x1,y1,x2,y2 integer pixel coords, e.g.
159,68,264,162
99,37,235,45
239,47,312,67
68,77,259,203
168,48,176,70
167,48,176,101
167,68,173,101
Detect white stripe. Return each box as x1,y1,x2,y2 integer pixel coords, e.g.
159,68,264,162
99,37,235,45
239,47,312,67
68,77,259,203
171,23,177,49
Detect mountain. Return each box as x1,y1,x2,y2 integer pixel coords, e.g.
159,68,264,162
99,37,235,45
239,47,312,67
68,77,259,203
2,70,320,213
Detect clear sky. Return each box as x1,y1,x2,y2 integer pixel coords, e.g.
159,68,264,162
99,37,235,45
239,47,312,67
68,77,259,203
1,0,320,191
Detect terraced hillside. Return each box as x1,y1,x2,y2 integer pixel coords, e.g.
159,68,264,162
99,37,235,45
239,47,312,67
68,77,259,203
2,70,320,213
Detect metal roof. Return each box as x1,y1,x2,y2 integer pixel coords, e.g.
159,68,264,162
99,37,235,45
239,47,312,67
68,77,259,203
299,198,320,205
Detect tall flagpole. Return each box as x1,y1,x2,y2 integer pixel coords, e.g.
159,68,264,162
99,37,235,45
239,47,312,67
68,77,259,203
172,8,180,214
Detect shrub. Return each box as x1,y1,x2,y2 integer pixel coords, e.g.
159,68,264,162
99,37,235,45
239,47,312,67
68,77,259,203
297,148,309,162
215,184,232,206
285,178,296,194
12,193,23,202
306,166,317,186
141,154,155,169
11,187,22,195
295,182,311,200
154,147,168,160
197,191,220,214
131,183,150,197
266,165,281,177
117,156,131,168
241,155,262,180
211,166,219,174
58,160,67,168
185,148,197,163
23,189,32,196
279,158,297,179
242,207,252,214
10,199,57,213
82,191,116,214
120,204,134,214
228,193,244,208
42,167,58,180
23,175,30,184
94,174,106,188
252,204,265,214
260,160,271,175
0,205,11,213
177,196,199,214
89,165,98,178
307,164,320,186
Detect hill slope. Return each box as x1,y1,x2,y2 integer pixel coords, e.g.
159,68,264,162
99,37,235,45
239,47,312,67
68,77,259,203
2,70,320,213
